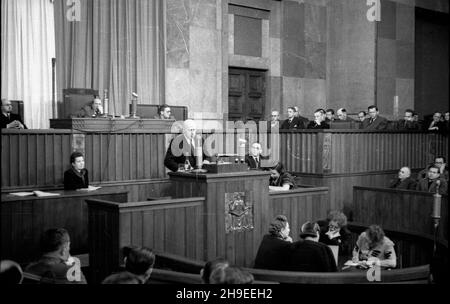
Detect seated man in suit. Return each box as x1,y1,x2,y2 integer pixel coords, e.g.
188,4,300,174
76,96,103,118
417,156,449,182
397,109,419,130
416,165,448,195
357,110,367,122
362,105,388,130
164,119,209,172
1,98,27,129
25,228,87,284
307,109,330,129
325,109,335,122
281,107,307,130
245,142,267,169
427,112,445,132
336,108,354,122
154,104,172,120
288,221,338,272
389,166,417,190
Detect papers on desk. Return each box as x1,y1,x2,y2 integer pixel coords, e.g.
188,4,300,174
344,260,360,266
77,185,101,191
9,191,60,197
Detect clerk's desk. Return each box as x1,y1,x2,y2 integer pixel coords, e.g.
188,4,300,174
168,170,271,266
1,188,128,264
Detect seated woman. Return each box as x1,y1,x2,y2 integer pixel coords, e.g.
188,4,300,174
268,162,297,191
352,225,397,268
318,210,351,257
64,152,89,190
254,215,293,270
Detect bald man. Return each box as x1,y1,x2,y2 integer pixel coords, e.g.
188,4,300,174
1,99,27,129
164,120,209,172
389,167,417,190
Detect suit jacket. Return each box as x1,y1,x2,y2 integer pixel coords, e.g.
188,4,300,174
64,168,89,190
288,239,338,272
280,116,307,130
396,120,419,131
254,234,292,271
0,113,27,129
245,154,263,169
389,177,417,190
416,177,447,195
362,116,388,130
76,105,101,118
164,134,209,172
307,121,330,129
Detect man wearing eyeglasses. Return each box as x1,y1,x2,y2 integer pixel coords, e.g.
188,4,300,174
1,98,27,129
155,104,172,120
396,109,419,130
389,166,417,190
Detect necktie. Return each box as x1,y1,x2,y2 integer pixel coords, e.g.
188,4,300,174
254,157,259,167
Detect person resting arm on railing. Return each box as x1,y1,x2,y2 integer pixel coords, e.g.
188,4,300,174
267,162,297,191
352,225,397,269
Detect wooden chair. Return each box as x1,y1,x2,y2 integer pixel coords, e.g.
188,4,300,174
10,100,24,120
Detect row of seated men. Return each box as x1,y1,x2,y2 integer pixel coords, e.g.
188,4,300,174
0,98,174,129
0,212,394,284
270,105,449,132
389,156,448,195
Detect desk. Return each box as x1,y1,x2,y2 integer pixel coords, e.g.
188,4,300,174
1,188,128,264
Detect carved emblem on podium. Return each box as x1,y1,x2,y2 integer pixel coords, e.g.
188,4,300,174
225,192,254,233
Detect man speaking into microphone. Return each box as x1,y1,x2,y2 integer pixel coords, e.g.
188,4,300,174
76,96,103,118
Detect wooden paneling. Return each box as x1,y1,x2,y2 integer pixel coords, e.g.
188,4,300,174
86,197,205,283
351,186,448,240
0,189,128,264
1,129,167,190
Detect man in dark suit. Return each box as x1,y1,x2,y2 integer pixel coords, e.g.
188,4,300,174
76,96,103,118
245,142,267,169
362,105,388,130
389,166,417,190
154,104,172,120
307,109,330,129
1,98,27,129
416,166,448,195
280,107,307,129
164,119,209,172
396,109,419,130
427,112,446,132
336,108,354,122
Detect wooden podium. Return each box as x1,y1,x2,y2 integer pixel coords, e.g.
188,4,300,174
169,170,270,267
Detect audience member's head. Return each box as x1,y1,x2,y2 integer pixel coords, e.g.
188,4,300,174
367,105,379,119
413,112,419,122
1,98,13,115
269,162,285,180
40,228,71,260
445,111,449,122
336,108,348,120
404,109,414,121
271,110,280,122
300,221,320,241
268,215,290,240
326,210,348,231
201,258,229,284
122,246,155,282
398,166,411,180
358,111,367,122
70,151,85,172
287,107,296,119
0,260,23,284
313,109,326,123
92,96,102,111
365,225,385,247
159,104,171,119
432,112,442,123
294,106,300,117
249,142,262,158
182,119,197,140
102,271,141,284
428,166,441,180
326,109,335,121
434,156,446,170
210,266,254,284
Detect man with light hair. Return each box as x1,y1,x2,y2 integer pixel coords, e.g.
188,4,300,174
389,166,417,190
270,110,280,129
336,108,354,122
245,142,267,169
76,96,103,118
164,119,209,172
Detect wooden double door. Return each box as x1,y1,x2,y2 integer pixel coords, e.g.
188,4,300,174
228,68,266,122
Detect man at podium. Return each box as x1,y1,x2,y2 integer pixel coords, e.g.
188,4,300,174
164,119,209,172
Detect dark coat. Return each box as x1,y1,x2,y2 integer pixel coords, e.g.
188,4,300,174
396,120,419,131
280,116,307,130
362,116,388,130
254,234,292,271
416,177,448,195
0,113,27,129
318,224,352,257
244,154,269,169
164,134,209,172
64,168,89,190
307,121,330,129
389,177,417,190
288,239,338,272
